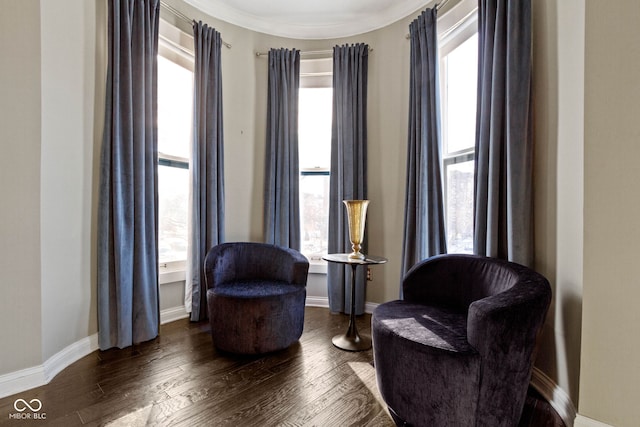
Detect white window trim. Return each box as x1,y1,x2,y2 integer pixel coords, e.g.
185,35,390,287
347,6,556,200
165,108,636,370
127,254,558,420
159,260,187,284
299,59,332,271
439,0,478,255
308,259,328,275
438,0,478,53
157,20,194,277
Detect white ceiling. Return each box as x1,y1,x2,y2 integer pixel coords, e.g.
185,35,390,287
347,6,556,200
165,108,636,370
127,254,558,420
184,0,436,39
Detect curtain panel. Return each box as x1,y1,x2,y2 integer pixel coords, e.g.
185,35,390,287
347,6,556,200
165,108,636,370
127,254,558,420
187,21,225,322
97,0,160,350
327,43,369,315
401,8,447,288
263,48,301,250
473,0,534,266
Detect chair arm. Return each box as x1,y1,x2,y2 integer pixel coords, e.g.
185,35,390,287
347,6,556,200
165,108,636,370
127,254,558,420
466,280,551,424
283,248,311,286
467,280,550,357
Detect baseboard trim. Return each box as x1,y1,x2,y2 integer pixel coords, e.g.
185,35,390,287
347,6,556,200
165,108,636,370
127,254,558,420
574,414,614,427
305,296,329,308
160,306,189,325
0,333,98,399
43,334,98,383
0,366,46,400
365,301,379,314
530,367,577,427
305,296,379,314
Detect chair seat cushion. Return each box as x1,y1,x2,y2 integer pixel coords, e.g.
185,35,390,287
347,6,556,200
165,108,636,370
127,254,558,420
372,300,480,427
207,283,306,354
211,280,302,299
373,300,474,354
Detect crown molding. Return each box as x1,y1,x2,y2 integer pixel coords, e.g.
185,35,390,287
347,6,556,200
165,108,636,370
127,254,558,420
184,0,436,39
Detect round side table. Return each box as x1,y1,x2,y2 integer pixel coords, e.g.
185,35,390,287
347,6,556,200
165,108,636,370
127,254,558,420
322,253,387,351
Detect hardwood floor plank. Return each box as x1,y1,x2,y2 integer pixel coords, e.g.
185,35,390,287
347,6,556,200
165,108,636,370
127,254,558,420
0,307,564,426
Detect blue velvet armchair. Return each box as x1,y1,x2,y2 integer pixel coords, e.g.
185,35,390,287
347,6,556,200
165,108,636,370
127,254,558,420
204,242,309,354
372,254,551,427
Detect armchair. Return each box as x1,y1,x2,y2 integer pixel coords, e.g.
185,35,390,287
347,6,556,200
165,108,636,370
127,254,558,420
372,254,551,427
204,242,309,354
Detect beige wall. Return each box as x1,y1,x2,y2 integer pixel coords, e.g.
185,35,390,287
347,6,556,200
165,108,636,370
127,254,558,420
40,0,103,362
0,0,44,374
532,0,585,407
0,0,104,376
579,1,640,426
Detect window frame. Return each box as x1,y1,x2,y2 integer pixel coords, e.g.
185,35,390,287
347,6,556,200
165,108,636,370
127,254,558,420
157,20,195,280
438,0,478,254
298,58,333,273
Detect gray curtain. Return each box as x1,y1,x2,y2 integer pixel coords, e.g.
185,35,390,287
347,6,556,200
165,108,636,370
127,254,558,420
264,48,301,249
327,43,369,315
98,0,160,350
401,8,447,286
474,0,533,266
188,21,225,322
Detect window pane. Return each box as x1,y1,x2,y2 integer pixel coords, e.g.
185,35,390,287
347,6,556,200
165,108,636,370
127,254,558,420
446,160,474,254
158,55,193,159
158,52,192,266
299,87,332,258
158,165,189,263
443,33,477,154
300,174,330,257
299,88,332,169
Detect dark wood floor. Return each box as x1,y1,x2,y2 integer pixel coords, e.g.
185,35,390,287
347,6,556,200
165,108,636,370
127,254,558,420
0,307,564,426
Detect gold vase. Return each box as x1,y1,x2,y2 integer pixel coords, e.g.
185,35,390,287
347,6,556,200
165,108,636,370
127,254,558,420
343,200,369,260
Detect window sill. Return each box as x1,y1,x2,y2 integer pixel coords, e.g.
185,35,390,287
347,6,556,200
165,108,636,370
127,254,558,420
308,259,327,275
159,261,186,284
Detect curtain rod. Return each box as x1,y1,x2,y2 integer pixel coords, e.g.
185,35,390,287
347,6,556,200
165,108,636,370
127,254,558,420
255,47,373,58
160,1,232,49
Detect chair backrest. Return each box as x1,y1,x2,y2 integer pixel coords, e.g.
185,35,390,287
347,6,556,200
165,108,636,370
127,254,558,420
204,242,309,288
402,254,529,310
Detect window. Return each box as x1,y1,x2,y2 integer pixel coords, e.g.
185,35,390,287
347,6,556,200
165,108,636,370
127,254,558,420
299,58,333,264
157,23,194,268
439,1,478,254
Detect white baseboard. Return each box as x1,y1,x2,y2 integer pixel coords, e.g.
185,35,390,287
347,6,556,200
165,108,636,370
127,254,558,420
43,334,98,383
305,296,330,308
530,367,577,427
574,414,614,427
0,366,47,400
365,301,379,314
160,306,189,325
305,296,379,314
0,333,98,400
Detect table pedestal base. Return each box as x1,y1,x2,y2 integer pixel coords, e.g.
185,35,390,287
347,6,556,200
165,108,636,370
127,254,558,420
332,332,371,352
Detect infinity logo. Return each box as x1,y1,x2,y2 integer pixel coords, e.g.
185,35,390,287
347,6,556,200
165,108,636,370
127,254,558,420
13,398,42,412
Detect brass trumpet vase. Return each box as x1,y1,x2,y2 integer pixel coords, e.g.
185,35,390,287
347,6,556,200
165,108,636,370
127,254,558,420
343,200,369,260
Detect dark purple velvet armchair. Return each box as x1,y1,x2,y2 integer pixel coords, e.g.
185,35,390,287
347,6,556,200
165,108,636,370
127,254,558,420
204,242,309,354
372,254,551,427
